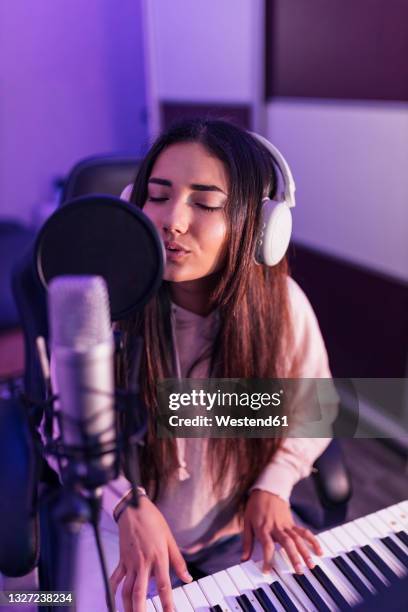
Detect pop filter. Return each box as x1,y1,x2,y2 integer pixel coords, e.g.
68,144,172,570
35,196,164,320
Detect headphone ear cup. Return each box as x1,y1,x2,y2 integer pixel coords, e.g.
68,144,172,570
120,183,133,202
255,199,293,266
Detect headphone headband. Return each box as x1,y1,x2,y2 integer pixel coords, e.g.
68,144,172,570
249,132,296,208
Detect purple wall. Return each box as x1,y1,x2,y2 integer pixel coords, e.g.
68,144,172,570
0,0,147,224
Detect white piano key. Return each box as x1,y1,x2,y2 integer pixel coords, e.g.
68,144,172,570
397,500,408,515
330,525,358,551
182,580,211,610
389,502,408,529
320,530,374,598
366,510,394,536
318,529,376,594
329,524,388,587
239,559,287,612
212,570,243,611
319,530,345,555
277,548,338,611
307,538,361,606
369,509,408,555
226,564,267,611
314,533,335,558
343,518,404,576
172,586,195,611
147,600,156,612
198,575,234,611
270,549,321,611
318,532,363,595
152,594,163,611
227,564,257,591
377,507,406,532
320,527,388,592
350,517,406,577
319,529,375,599
376,508,408,553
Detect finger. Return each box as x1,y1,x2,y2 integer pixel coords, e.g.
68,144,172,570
255,527,275,574
154,557,175,612
109,563,126,598
292,525,323,555
288,529,315,569
241,520,254,562
168,536,193,583
132,564,150,612
275,530,303,574
121,571,137,612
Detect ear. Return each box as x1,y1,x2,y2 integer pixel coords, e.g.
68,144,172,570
120,183,134,202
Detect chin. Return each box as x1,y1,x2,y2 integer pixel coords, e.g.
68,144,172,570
163,267,204,283
163,269,189,282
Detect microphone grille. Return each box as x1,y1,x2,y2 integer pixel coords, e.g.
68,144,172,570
49,276,112,349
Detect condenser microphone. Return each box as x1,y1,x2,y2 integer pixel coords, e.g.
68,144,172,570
48,275,118,489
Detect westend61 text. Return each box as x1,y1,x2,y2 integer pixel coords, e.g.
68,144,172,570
168,389,283,411
168,414,289,427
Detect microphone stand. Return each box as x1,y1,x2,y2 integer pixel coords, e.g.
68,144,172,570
36,335,147,612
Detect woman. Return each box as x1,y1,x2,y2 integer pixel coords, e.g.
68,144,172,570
100,118,332,611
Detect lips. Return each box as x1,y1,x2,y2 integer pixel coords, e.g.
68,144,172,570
164,240,191,253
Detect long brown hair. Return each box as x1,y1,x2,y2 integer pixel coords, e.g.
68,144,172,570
117,119,294,509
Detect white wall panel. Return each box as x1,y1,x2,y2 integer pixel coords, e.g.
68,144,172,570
267,100,408,281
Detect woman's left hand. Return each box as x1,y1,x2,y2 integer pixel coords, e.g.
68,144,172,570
241,489,323,574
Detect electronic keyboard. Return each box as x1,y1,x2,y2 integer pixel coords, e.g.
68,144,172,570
147,500,408,611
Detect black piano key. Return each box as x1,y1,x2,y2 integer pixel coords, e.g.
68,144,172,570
293,574,331,611
346,550,386,592
269,581,299,612
332,555,373,599
381,535,408,568
396,530,408,548
254,587,278,612
237,593,258,612
209,606,223,612
311,564,352,609
361,544,398,582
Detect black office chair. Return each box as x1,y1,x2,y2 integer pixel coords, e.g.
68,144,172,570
60,155,140,204
0,221,37,333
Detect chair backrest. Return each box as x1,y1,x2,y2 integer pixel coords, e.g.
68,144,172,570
60,155,140,204
0,221,36,331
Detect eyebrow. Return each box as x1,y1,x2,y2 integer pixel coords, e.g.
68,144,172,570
148,177,226,194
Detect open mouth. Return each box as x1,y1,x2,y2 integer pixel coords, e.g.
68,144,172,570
164,241,191,258
164,242,190,255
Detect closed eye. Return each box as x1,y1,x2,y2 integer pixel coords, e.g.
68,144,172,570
195,203,223,212
148,196,168,202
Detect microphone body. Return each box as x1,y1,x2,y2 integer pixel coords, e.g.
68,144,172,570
49,276,117,489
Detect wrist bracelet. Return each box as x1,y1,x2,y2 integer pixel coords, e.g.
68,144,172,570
113,490,147,523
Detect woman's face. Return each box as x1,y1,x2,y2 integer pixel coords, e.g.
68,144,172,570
143,142,229,284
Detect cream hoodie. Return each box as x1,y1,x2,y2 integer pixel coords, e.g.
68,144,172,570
103,277,333,554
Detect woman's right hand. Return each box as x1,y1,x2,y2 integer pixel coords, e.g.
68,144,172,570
109,495,193,612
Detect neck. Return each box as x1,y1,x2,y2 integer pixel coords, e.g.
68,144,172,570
169,274,220,316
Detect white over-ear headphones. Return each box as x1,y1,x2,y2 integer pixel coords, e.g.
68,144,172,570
120,132,296,268
250,132,296,267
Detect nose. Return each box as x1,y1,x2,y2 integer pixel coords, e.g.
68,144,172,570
162,197,190,235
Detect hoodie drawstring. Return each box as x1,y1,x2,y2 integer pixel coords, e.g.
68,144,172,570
171,306,191,481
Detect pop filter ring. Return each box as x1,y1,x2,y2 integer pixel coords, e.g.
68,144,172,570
35,195,165,321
